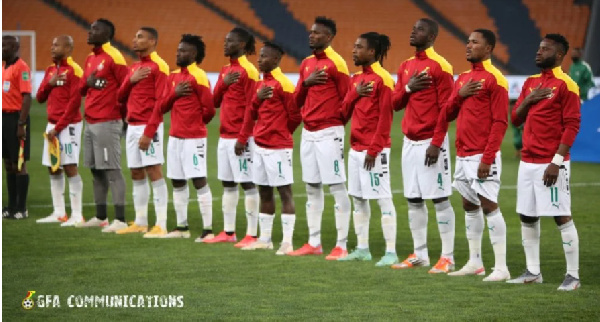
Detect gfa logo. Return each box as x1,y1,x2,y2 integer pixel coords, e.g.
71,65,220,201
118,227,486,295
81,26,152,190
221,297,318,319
22,291,36,310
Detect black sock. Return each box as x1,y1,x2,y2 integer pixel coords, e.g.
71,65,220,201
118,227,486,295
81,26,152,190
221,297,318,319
15,174,29,212
7,173,17,211
96,204,107,220
114,205,125,222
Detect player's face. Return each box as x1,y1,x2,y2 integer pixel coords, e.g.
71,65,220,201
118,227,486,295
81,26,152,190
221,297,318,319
571,48,581,61
224,32,243,57
309,24,331,50
51,37,69,61
352,38,372,66
132,30,154,53
410,20,430,47
257,47,279,73
88,21,104,45
176,42,195,67
2,37,17,58
535,39,560,69
466,32,488,63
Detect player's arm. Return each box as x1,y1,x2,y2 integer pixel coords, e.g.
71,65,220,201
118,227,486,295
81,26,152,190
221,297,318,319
139,67,168,151
294,60,309,108
236,82,261,155
424,66,455,166
118,66,151,104
110,60,129,119
196,82,215,125
430,79,464,148
543,84,582,187
340,76,365,122
391,62,410,111
53,72,83,135
143,77,175,141
17,64,33,140
365,83,393,170
212,67,235,108
513,80,552,125
479,80,509,178
36,68,54,103
283,87,302,134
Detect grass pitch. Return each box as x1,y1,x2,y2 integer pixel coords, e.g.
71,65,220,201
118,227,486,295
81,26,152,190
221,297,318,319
3,102,599,320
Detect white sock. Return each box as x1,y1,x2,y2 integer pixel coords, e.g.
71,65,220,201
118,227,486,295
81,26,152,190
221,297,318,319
465,208,484,265
521,220,541,275
486,208,507,270
67,175,83,219
222,186,239,233
197,185,213,230
244,188,259,236
331,183,351,250
281,213,295,244
435,200,455,260
559,220,579,279
408,201,428,260
353,197,371,250
306,184,324,247
50,174,66,216
132,178,149,226
173,185,189,227
258,213,274,242
151,178,168,231
378,198,397,254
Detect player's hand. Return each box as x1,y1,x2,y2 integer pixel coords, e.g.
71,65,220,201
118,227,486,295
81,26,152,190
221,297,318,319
407,70,432,92
224,71,241,86
477,162,491,179
175,81,192,97
49,73,67,87
303,67,327,86
356,80,373,97
16,124,26,140
234,141,246,156
543,163,560,187
424,144,440,167
130,67,151,84
138,135,152,151
47,129,58,142
364,154,376,171
257,85,274,101
87,71,107,89
525,84,553,105
459,78,482,98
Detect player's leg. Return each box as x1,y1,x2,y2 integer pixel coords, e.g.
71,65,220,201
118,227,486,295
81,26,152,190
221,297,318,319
556,216,580,290
376,197,399,267
478,194,509,281
325,183,351,260
2,159,17,218
276,184,296,255
100,121,127,232
192,176,214,242
121,124,149,233
163,137,190,238
12,116,30,219
38,123,66,223
60,122,84,226
142,164,169,238
447,196,486,276
78,123,108,227
234,181,259,248
209,138,239,243
242,185,275,250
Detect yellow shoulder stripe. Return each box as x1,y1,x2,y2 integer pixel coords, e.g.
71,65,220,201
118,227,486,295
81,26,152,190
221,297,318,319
482,59,508,90
552,67,579,95
187,64,209,87
324,46,349,75
66,57,83,78
370,62,394,90
238,55,259,81
271,67,295,93
101,42,127,66
425,47,453,75
150,52,170,75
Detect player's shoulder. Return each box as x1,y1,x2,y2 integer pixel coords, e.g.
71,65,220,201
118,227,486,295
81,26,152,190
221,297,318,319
66,57,84,78
552,67,579,95
324,46,349,75
238,55,260,81
425,47,453,75
15,58,31,71
149,52,170,76
482,59,508,90
370,62,394,90
271,67,294,93
101,42,127,66
188,64,210,88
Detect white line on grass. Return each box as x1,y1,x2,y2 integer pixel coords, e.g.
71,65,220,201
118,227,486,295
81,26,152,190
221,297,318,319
26,182,600,209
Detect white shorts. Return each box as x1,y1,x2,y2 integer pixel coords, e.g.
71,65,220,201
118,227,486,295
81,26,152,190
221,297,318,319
517,161,571,217
348,148,392,200
217,137,254,183
166,137,207,180
453,152,502,205
300,126,346,184
402,135,452,199
42,121,82,167
126,123,164,168
252,145,293,187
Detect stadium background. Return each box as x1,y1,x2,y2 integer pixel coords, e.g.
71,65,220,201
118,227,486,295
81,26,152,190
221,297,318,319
2,0,600,320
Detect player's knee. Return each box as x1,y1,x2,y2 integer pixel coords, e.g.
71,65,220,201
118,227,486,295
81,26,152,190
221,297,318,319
222,181,236,188
462,198,479,212
145,165,163,182
519,214,539,223
432,197,448,204
48,167,63,175
63,165,78,177
407,197,424,204
192,177,207,190
258,186,274,202
130,168,146,181
171,179,187,188
554,215,572,226
240,182,255,190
